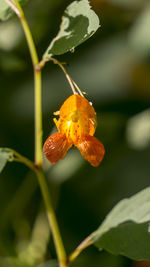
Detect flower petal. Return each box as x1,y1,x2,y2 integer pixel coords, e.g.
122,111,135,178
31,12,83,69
43,132,72,164
76,135,105,167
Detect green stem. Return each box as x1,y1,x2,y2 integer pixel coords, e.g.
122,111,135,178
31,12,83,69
51,58,76,94
4,1,67,266
37,57,84,96
11,0,42,166
36,170,67,267
6,148,68,267
68,235,93,265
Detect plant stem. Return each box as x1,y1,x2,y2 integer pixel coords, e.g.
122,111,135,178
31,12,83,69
20,16,42,167
5,0,20,16
19,168,67,266
51,58,76,95
69,235,93,264
4,147,36,171
37,57,84,96
5,1,67,266
8,0,43,166
6,148,67,266
36,170,67,267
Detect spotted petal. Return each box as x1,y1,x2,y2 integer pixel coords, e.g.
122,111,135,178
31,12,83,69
43,132,72,164
76,135,105,167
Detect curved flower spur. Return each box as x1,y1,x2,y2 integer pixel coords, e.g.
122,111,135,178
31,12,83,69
43,94,105,167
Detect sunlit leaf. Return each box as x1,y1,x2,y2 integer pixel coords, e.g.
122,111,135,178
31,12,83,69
43,0,100,58
0,0,27,21
92,187,150,260
0,148,14,173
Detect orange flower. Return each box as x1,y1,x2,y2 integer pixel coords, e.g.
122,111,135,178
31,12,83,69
43,94,105,167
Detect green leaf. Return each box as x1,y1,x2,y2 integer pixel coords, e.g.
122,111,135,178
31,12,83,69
0,0,27,21
0,148,14,173
92,187,150,260
43,0,100,58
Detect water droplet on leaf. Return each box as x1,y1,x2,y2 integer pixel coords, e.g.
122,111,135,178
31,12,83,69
70,47,75,53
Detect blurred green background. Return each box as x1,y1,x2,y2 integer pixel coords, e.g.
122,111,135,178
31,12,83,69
0,0,150,266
